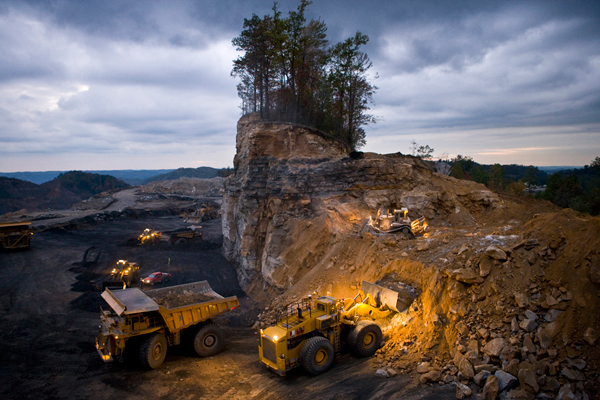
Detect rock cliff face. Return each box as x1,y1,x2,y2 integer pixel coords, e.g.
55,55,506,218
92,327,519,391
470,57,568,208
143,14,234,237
222,114,500,293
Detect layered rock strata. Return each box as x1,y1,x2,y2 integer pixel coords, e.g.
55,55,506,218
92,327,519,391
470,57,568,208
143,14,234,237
223,114,499,292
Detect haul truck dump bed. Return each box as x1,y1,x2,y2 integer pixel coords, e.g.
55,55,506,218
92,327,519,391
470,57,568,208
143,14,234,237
0,222,32,250
96,281,240,368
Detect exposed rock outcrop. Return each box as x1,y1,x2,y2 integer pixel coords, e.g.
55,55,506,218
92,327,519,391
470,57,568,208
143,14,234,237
223,114,499,292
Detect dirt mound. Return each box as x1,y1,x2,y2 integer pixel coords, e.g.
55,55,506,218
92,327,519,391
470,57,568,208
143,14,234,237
149,292,218,308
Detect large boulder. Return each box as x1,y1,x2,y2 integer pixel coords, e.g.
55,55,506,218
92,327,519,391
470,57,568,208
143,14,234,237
483,338,507,357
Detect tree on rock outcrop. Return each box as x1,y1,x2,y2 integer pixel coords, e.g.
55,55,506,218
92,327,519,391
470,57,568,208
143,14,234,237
231,0,377,151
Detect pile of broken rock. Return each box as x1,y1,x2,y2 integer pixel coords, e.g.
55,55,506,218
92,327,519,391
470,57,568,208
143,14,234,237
374,241,599,400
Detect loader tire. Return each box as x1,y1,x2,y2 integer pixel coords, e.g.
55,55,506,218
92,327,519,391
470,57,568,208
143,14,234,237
139,333,167,369
348,321,382,357
193,324,224,357
300,336,334,375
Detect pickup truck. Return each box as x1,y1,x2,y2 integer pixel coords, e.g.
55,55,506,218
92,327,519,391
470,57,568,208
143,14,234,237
95,281,240,368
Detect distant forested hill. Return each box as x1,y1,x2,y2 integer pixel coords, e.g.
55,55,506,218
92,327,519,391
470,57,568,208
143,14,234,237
0,171,130,215
0,169,175,185
142,167,220,184
447,156,599,215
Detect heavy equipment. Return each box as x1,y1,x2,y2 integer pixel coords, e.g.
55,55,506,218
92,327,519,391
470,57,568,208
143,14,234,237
167,225,203,245
138,228,161,245
102,260,140,290
258,281,412,376
0,221,32,250
368,207,428,237
96,281,240,369
181,204,218,223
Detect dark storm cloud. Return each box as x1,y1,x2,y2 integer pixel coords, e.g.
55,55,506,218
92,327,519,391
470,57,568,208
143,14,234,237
0,0,599,171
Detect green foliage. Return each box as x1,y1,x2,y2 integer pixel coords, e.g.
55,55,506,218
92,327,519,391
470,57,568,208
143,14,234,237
543,173,584,209
231,1,377,151
450,163,464,179
524,165,539,185
449,155,473,179
56,171,130,198
410,141,435,159
470,165,489,185
505,180,526,197
489,164,505,191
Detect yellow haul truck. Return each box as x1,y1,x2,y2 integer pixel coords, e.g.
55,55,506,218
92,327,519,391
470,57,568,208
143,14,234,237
0,221,32,250
259,281,412,376
96,281,240,369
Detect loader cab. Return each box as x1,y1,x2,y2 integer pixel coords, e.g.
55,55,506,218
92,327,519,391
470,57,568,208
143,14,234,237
315,297,337,315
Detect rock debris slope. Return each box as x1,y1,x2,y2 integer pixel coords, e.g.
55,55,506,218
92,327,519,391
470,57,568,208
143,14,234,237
223,114,600,398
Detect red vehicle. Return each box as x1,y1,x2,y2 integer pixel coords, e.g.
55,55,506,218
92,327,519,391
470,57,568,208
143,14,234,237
142,272,171,285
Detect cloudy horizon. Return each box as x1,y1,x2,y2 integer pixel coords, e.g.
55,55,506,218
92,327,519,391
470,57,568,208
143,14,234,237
1,0,599,172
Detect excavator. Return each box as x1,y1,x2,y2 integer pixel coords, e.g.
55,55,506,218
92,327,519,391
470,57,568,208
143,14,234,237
258,281,413,376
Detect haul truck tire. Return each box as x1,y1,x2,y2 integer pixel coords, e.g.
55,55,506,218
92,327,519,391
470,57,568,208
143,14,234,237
300,336,334,375
193,324,224,357
139,333,167,369
348,321,382,357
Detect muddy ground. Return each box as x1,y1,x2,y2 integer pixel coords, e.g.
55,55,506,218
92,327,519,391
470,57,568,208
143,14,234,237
0,213,455,400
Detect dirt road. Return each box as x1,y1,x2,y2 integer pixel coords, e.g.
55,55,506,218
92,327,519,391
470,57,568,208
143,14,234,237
0,214,455,400
104,188,138,211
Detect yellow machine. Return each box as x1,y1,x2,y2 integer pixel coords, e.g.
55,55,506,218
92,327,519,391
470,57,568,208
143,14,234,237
368,207,428,237
258,281,410,376
102,260,140,290
0,222,33,250
168,226,203,245
181,204,218,223
139,228,161,245
96,281,240,369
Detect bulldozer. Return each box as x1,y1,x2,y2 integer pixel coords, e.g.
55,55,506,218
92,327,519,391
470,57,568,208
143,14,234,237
258,281,412,376
102,260,140,290
368,207,428,237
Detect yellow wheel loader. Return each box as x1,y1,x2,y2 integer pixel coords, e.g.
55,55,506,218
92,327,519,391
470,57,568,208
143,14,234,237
102,260,140,290
138,228,161,245
258,281,413,376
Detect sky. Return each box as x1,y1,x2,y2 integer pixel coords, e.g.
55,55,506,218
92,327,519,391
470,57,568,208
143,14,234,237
1,0,599,172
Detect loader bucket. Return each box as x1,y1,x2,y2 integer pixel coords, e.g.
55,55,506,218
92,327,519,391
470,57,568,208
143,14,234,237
361,281,413,313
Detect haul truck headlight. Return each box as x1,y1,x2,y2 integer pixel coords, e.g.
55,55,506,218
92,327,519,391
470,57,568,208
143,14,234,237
273,335,278,341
